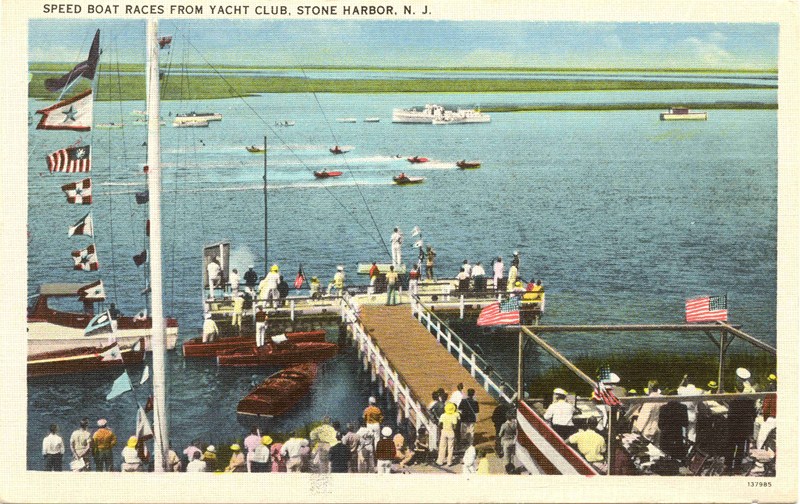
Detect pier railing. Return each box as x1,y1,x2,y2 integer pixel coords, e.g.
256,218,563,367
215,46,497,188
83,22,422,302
339,294,442,449
410,296,516,403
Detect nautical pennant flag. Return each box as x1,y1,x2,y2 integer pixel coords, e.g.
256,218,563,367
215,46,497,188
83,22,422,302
158,35,172,49
85,309,114,336
139,365,150,385
35,89,94,131
413,239,424,249
98,343,123,362
72,244,99,271
77,280,106,301
133,250,147,267
61,178,92,204
135,405,154,462
135,190,149,204
685,295,728,323
133,309,148,321
411,226,421,237
294,264,305,289
47,144,91,173
68,212,94,236
106,370,133,400
44,29,101,92
476,296,521,326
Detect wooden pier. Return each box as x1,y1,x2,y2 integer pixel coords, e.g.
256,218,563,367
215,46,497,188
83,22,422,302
358,305,500,454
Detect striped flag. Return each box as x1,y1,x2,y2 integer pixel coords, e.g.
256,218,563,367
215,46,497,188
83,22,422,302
72,244,99,271
77,280,105,300
592,383,621,406
61,178,92,204
47,145,91,173
35,89,94,131
294,264,305,289
68,212,94,236
477,296,521,326
685,295,728,323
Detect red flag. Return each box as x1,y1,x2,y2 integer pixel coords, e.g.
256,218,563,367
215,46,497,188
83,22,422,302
685,295,728,323
144,396,153,412
61,178,92,204
133,250,147,266
476,297,520,326
294,264,305,289
72,244,99,271
77,279,106,300
593,383,621,406
36,89,94,131
47,144,91,173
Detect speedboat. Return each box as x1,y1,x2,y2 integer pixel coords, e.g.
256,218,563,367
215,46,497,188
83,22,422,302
456,160,481,169
216,340,338,367
393,174,426,185
407,156,429,164
275,120,295,126
247,145,266,153
236,363,318,417
314,170,343,179
336,118,357,123
329,146,350,155
27,283,179,355
364,117,380,123
28,338,145,378
659,107,708,121
182,330,326,358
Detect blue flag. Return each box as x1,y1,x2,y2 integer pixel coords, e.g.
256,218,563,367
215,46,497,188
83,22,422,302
106,370,132,400
84,310,113,336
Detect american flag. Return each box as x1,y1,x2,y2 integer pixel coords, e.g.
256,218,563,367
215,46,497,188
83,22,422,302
72,244,99,271
593,383,621,406
477,296,521,326
47,145,91,173
685,295,728,323
61,178,92,204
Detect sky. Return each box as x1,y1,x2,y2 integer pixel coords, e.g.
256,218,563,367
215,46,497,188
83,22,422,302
28,20,778,70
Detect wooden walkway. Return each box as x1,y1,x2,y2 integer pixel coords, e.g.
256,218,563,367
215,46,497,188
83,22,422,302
359,305,500,456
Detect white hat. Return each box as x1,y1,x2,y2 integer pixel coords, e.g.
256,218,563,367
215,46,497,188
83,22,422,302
337,266,344,271
736,367,751,380
97,418,107,427
678,384,700,395
368,396,376,404
602,372,620,384
381,426,392,437
248,265,254,269
204,312,212,319
553,388,567,396
513,251,519,255
206,445,216,453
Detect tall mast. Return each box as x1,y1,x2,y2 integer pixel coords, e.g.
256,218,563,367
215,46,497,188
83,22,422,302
146,18,168,471
263,135,268,271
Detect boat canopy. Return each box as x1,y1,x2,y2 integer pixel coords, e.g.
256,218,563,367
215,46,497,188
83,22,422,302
37,283,90,297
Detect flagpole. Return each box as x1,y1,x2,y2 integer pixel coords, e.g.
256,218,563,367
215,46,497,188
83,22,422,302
263,135,268,272
146,18,168,472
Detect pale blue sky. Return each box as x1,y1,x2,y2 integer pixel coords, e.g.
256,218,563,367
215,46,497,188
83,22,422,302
29,20,778,69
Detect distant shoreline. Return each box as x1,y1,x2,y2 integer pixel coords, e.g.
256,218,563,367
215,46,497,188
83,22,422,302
482,102,777,112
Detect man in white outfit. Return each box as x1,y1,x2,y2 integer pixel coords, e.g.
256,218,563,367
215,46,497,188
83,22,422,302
259,265,281,307
390,228,403,266
206,257,221,300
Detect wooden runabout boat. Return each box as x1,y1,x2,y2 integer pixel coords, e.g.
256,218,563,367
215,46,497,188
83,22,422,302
236,363,318,417
28,338,145,378
182,330,326,358
407,156,429,163
456,160,481,169
216,340,338,367
246,145,266,153
313,170,343,179
329,146,350,154
393,174,426,185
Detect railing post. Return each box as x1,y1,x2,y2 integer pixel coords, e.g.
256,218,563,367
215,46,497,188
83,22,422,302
290,299,295,321
470,354,477,378
458,340,464,365
460,295,465,319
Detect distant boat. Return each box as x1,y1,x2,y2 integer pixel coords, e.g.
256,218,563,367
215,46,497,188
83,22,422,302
329,146,350,155
275,120,295,126
314,170,343,179
659,107,708,121
131,109,147,116
28,338,145,378
364,117,380,123
393,174,426,185
97,122,124,129
407,156,429,164
174,111,222,123
336,118,357,123
432,109,491,125
236,363,318,418
456,160,481,169
392,104,445,123
247,145,266,153
133,118,165,126
173,119,209,128
216,340,338,367
182,330,326,358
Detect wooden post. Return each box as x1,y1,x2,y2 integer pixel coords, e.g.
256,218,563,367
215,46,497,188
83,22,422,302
460,295,465,319
289,300,295,321
717,331,727,393
470,354,477,377
517,329,525,403
607,406,615,475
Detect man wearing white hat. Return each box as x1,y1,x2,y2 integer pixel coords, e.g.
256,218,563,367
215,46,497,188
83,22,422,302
736,367,756,393
202,312,219,343
375,426,395,473
543,388,577,439
677,378,701,443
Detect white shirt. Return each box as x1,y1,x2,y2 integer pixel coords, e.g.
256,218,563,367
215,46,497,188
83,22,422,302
229,272,240,289
42,433,64,455
543,400,575,426
456,271,469,281
121,446,141,464
449,390,463,407
493,261,504,279
70,429,91,457
472,264,485,276
202,319,219,339
463,264,472,277
391,231,402,246
186,459,206,472
280,437,309,459
265,271,280,290
207,262,221,281
252,444,271,464
462,445,477,473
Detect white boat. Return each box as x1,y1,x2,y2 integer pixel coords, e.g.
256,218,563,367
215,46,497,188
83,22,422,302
275,120,296,126
392,104,445,123
97,122,124,129
432,108,491,125
173,119,209,128
336,117,357,123
131,109,147,116
173,111,223,124
27,284,179,355
659,107,708,121
364,117,381,123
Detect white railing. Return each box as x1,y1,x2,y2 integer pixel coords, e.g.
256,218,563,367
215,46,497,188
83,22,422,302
411,296,515,403
340,295,440,449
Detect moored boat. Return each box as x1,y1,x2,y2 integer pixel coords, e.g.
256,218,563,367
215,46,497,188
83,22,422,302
275,120,295,126
27,283,179,355
28,338,145,378
216,340,338,367
173,111,222,123
364,117,380,123
313,170,343,179
392,104,445,123
393,174,426,185
407,156,429,164
173,119,209,128
336,117,357,123
182,330,326,358
659,107,708,121
432,109,491,125
456,160,481,169
97,122,124,129
236,363,318,417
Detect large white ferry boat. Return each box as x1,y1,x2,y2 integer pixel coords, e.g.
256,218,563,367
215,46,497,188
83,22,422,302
432,108,492,125
173,111,223,124
659,107,708,121
393,104,490,124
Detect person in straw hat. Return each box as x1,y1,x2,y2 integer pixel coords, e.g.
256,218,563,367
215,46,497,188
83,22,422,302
543,388,577,439
436,402,460,466
224,444,246,472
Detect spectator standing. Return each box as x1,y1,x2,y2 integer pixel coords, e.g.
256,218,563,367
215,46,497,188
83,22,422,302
202,445,217,472
69,418,92,471
356,420,376,473
375,427,396,473
231,292,245,335
543,388,577,439
92,418,117,472
251,436,272,473
363,397,383,447
436,402,460,466
259,265,281,306
492,257,505,291
390,228,403,266
425,245,437,280
472,262,486,292
408,265,420,296
201,312,219,343
309,416,338,473
243,265,258,295
270,442,286,472
462,442,478,474
458,388,480,448
243,426,261,472
385,265,399,305
42,424,64,471
462,259,472,278
329,435,350,473
229,268,240,295
120,436,142,472
281,433,310,472
632,381,664,445
186,451,206,472
341,423,360,473
499,410,517,473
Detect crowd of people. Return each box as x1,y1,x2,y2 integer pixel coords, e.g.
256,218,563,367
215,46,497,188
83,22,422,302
540,367,777,475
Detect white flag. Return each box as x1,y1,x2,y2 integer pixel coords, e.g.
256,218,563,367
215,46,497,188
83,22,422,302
139,365,150,385
411,226,421,237
98,343,122,361
133,309,148,321
35,89,94,131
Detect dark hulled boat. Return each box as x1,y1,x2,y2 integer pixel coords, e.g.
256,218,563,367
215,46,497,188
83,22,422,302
182,330,327,358
407,156,429,163
393,174,426,185
217,341,338,367
28,338,145,378
313,170,343,179
456,160,481,169
236,363,318,417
